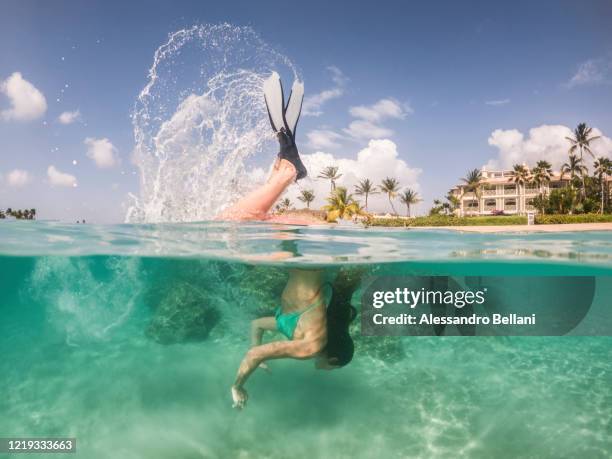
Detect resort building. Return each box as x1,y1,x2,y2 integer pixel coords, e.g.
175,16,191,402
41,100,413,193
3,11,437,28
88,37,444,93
450,167,611,216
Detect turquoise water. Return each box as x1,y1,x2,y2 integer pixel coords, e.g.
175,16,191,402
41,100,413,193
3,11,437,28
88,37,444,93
1,221,611,458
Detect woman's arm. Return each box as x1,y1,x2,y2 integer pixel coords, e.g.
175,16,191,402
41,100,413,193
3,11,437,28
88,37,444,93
250,317,277,346
236,339,322,385
231,338,323,409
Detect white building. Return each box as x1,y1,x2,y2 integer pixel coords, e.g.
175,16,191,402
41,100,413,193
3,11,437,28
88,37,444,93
449,167,584,216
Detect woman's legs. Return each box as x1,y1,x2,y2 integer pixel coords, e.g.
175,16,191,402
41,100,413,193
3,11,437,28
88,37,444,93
216,159,296,221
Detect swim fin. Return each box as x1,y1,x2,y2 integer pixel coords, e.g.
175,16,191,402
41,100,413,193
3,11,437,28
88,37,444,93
283,80,304,136
277,129,307,180
263,72,285,133
263,72,307,180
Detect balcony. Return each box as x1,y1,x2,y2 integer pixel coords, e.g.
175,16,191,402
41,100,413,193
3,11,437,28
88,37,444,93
503,187,517,195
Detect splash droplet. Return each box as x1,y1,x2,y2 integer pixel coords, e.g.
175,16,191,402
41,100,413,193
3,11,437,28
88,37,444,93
126,24,298,223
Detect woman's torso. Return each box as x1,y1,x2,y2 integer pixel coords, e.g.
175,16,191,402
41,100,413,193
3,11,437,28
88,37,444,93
279,269,328,340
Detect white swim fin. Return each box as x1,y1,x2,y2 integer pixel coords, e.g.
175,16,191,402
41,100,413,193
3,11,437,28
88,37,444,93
263,72,285,133
283,80,304,136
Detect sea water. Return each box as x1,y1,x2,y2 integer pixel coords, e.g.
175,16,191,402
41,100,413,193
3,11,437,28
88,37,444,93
3,23,610,458
1,221,611,459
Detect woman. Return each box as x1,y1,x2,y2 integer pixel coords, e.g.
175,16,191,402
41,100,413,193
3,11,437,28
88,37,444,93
217,73,357,409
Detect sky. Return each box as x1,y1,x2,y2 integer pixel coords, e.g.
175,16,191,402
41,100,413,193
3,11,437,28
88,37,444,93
1,0,612,222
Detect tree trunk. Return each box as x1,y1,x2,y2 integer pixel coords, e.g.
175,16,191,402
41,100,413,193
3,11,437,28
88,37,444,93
601,177,605,214
580,145,586,201
389,196,397,215
365,194,368,212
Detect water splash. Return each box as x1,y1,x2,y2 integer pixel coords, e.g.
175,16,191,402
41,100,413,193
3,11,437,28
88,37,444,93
28,257,142,344
127,24,298,222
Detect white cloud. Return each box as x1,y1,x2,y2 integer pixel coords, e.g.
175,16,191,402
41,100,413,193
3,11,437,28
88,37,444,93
7,169,31,187
0,72,47,121
85,137,119,168
302,66,347,116
47,165,77,187
306,129,345,150
328,66,348,87
349,98,409,122
484,99,510,106
343,98,411,141
565,57,611,88
343,120,394,140
279,139,422,214
485,124,612,170
58,109,81,124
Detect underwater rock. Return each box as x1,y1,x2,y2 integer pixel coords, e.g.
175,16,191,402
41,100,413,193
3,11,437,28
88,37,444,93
146,282,220,344
142,259,288,343
237,265,287,316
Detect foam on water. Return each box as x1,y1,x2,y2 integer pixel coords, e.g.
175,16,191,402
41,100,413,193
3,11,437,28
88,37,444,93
28,256,142,344
127,24,298,222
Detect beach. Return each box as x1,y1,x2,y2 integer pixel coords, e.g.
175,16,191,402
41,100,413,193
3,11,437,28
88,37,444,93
425,222,612,233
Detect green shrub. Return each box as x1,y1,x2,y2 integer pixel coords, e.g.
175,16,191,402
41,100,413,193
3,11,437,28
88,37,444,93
367,215,527,227
365,213,612,227
535,214,612,224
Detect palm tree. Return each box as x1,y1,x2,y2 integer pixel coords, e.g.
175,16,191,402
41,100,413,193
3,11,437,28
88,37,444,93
593,157,612,214
566,123,601,162
399,189,420,217
354,178,378,211
460,168,482,215
275,198,293,213
446,193,460,214
297,189,315,209
561,154,587,213
317,166,342,192
566,123,601,199
30,208,36,220
532,160,552,196
323,187,362,222
379,177,401,215
561,154,587,188
512,164,530,214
